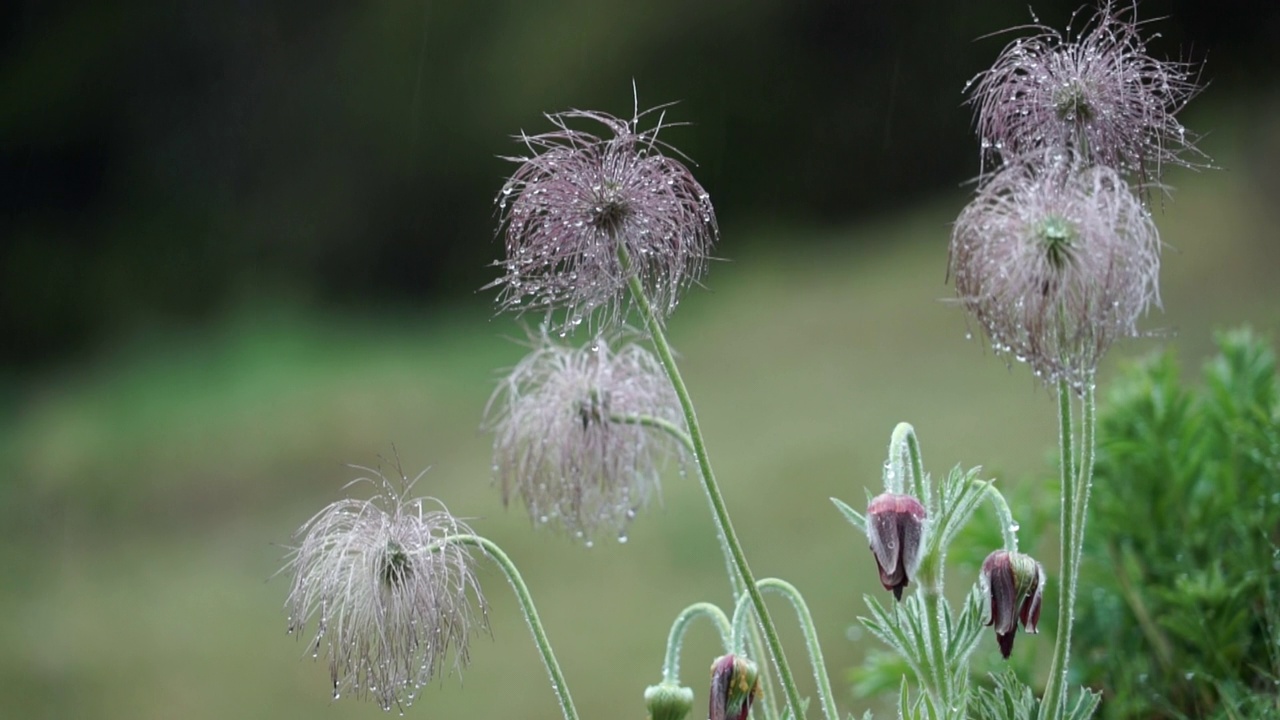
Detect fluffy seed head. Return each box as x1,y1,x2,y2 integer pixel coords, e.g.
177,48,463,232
282,466,487,711
489,101,718,335
949,156,1161,388
968,1,1201,181
484,330,687,543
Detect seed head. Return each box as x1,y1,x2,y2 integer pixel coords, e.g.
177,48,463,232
282,466,487,710
949,156,1161,388
489,100,718,335
484,330,687,543
968,1,1202,181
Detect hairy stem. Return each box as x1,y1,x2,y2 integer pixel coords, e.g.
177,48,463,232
610,413,696,454
757,579,841,720
619,247,806,719
1039,379,1080,720
448,535,578,720
982,482,1020,553
662,602,734,684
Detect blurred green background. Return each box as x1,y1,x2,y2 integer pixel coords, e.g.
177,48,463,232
3,1,1279,718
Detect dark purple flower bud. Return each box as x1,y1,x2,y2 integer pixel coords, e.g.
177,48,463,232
708,654,760,720
867,493,927,601
981,549,1045,658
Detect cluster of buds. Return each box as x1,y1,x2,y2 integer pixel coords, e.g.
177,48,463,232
643,654,759,720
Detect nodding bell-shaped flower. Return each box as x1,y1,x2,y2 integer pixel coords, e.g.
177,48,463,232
708,654,760,720
866,492,927,600
981,549,1045,658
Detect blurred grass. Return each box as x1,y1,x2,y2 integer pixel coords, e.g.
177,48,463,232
2,105,1278,719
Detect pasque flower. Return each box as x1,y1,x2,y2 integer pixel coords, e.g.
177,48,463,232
968,1,1201,180
283,467,487,710
490,101,718,334
708,654,760,720
485,331,687,542
949,157,1160,388
866,492,927,600
981,549,1045,658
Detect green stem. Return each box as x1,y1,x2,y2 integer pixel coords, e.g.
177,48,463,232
619,247,806,720
610,413,696,454
982,482,1020,553
891,422,930,509
1039,380,1078,720
756,579,840,720
662,602,734,684
448,535,578,720
920,588,953,715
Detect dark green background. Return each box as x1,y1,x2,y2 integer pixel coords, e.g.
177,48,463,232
3,0,1276,368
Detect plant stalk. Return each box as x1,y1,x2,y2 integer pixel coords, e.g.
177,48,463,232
619,247,806,719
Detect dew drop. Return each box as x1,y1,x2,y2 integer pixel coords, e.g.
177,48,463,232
1008,522,1020,532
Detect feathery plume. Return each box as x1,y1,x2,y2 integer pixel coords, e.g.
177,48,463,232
968,1,1201,181
949,156,1161,388
283,465,486,711
489,96,717,335
485,330,687,543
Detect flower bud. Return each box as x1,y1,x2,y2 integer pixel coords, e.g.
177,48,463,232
644,682,695,720
708,654,760,720
866,492,927,600
980,549,1045,658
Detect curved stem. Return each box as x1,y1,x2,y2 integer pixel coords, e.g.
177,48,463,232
981,481,1020,553
1039,380,1078,720
756,579,840,720
662,602,734,684
447,535,578,720
891,422,929,510
619,247,806,720
610,413,696,454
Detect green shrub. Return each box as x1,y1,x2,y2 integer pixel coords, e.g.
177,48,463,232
1075,328,1280,718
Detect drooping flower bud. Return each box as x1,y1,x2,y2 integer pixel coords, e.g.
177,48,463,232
866,492,927,600
644,682,695,720
708,654,760,720
980,549,1045,658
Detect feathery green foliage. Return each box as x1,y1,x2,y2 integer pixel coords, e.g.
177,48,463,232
1075,328,1280,718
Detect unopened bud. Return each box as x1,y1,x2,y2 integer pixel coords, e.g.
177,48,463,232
644,682,694,720
709,654,760,720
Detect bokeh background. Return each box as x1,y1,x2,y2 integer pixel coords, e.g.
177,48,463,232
2,1,1278,718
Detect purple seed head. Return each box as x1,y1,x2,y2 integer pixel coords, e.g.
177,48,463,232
484,330,687,542
968,1,1203,182
490,101,718,335
949,155,1161,389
